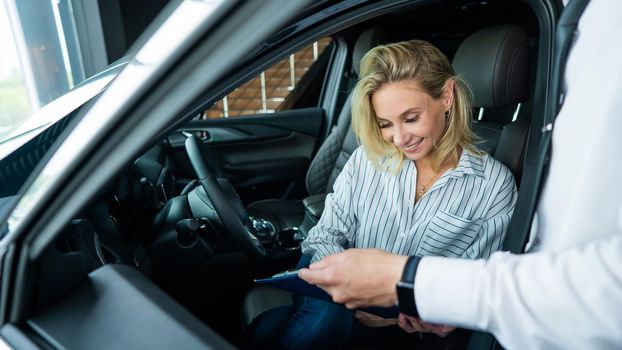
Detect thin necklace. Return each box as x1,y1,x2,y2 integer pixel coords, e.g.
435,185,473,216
417,170,444,197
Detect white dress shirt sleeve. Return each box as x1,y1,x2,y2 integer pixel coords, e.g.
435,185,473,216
415,235,622,349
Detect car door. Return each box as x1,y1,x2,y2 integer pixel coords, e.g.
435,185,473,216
168,38,336,204
0,1,316,348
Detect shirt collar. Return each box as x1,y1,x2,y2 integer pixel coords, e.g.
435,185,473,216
448,149,486,179
400,148,486,179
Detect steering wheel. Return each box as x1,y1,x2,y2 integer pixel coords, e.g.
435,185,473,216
184,135,266,259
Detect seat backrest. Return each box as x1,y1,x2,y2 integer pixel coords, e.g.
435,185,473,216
452,24,530,182
305,28,395,195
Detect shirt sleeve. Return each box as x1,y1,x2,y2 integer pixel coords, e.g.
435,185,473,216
463,164,518,259
415,235,622,349
300,150,359,264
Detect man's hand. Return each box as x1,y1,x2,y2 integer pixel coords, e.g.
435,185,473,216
397,314,455,337
298,248,408,309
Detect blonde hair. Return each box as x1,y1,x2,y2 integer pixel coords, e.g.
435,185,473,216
351,39,478,172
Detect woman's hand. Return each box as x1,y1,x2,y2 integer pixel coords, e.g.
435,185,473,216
354,310,397,327
298,249,408,309
397,313,455,337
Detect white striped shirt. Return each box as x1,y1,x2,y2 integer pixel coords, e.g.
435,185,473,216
301,146,517,263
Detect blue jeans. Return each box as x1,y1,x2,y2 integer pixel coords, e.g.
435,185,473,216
244,255,354,349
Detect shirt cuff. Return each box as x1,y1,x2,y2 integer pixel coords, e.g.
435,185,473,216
414,256,488,330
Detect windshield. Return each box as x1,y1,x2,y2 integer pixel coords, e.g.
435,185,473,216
0,70,116,161
0,0,171,144
0,74,113,143
0,55,130,147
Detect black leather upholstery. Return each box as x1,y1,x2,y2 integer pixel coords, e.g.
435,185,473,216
298,193,328,234
305,94,358,195
454,25,530,182
494,118,529,184
302,194,327,221
453,25,529,108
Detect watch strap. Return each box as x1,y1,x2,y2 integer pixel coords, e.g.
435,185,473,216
396,255,421,317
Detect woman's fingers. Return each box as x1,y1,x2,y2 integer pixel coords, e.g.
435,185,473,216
355,311,397,327
397,314,455,337
418,320,456,337
397,314,416,332
398,313,427,333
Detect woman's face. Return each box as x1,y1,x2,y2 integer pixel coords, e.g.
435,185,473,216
371,79,452,164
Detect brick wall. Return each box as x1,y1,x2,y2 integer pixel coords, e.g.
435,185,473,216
206,38,331,118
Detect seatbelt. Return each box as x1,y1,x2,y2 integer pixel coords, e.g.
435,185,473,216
502,0,592,254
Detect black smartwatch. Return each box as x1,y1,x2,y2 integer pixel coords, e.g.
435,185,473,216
396,255,421,317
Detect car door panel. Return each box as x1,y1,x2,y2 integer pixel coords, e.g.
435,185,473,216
170,108,324,202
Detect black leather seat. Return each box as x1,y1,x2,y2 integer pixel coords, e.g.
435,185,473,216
246,28,396,233
242,24,531,328
453,24,530,184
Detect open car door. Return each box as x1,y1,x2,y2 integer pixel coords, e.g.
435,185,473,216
0,0,312,348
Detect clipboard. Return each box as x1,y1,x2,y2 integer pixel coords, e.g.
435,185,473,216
255,269,332,301
255,269,400,318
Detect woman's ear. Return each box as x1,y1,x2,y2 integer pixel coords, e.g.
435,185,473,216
442,79,455,110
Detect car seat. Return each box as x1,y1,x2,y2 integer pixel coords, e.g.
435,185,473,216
453,24,530,184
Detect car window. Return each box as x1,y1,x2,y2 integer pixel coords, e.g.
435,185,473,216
205,38,332,118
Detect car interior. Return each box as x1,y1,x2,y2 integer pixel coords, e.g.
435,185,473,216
0,0,550,348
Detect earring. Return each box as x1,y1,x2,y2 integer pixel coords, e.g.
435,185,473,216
444,110,450,119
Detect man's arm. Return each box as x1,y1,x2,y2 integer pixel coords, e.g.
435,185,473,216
416,234,622,349
300,235,622,349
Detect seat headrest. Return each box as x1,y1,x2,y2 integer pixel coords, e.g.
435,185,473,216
352,28,396,76
452,25,529,108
